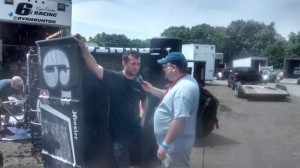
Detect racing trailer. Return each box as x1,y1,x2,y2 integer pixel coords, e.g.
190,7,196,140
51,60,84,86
228,67,289,99
234,83,289,99
182,44,216,81
233,57,268,72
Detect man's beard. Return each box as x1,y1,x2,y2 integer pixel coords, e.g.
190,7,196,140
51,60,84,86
126,70,138,77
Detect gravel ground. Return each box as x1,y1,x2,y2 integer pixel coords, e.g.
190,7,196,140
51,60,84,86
0,140,43,168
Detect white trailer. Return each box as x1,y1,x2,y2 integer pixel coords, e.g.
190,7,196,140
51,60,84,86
233,57,268,72
235,83,289,99
182,44,216,81
233,57,251,67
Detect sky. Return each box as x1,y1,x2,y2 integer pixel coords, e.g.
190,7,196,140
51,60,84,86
71,0,300,40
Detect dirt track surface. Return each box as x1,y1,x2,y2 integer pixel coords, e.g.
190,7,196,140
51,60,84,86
0,141,42,168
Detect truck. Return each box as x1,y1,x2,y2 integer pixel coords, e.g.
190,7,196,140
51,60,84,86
233,57,268,72
227,67,262,90
0,0,72,78
182,44,216,82
228,67,289,99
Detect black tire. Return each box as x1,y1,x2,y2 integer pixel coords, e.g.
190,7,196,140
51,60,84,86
234,86,244,98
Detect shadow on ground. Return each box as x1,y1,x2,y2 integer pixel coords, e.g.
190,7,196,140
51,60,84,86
246,96,292,102
194,133,240,148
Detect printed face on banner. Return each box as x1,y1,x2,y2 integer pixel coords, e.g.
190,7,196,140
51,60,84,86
42,49,70,89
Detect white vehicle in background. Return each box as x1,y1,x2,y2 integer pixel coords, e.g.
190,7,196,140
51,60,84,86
182,44,216,81
228,67,289,99
233,57,268,72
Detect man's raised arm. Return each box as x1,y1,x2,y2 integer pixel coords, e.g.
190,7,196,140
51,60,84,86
74,33,104,80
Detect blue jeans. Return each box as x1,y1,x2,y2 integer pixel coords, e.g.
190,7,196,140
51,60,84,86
112,127,143,168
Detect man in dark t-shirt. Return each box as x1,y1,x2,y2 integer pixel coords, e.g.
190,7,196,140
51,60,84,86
74,34,148,168
102,70,147,133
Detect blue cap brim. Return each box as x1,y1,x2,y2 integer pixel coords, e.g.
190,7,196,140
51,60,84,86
157,58,168,64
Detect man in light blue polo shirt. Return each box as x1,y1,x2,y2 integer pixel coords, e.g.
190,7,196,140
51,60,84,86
142,52,199,168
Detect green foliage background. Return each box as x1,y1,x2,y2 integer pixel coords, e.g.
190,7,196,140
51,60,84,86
86,19,300,69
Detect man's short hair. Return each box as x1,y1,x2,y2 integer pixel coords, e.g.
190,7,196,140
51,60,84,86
11,76,24,89
122,50,141,62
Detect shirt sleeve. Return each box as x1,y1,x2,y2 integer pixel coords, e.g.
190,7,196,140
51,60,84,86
173,95,193,118
101,69,117,89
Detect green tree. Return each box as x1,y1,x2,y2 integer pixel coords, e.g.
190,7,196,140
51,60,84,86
226,20,278,62
264,37,286,68
161,26,191,41
88,32,130,47
161,24,229,56
190,24,231,62
88,32,150,48
88,33,105,46
129,39,150,48
285,32,300,57
189,24,216,44
84,19,300,69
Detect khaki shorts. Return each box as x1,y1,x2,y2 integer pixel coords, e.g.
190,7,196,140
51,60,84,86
162,149,192,168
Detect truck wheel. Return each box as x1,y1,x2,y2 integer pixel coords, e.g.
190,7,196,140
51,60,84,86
235,87,244,98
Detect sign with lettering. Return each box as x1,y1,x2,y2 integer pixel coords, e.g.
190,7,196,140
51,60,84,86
4,0,13,5
0,0,71,26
